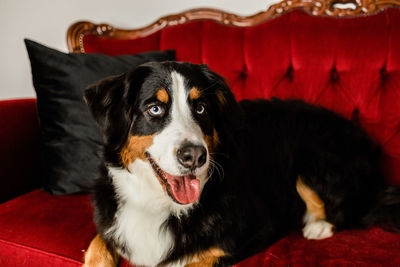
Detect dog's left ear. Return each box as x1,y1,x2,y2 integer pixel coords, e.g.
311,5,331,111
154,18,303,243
84,73,134,153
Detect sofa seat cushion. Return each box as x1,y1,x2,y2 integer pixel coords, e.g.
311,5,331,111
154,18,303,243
1,190,400,266
0,190,95,266
236,228,400,266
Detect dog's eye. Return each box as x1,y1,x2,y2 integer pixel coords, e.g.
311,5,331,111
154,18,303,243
148,105,165,117
196,104,206,115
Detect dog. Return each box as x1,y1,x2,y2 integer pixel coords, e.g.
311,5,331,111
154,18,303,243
83,61,400,267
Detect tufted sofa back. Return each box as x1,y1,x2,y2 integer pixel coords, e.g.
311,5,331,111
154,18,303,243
79,8,400,185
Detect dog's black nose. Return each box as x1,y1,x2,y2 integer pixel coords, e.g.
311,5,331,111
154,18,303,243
177,143,207,170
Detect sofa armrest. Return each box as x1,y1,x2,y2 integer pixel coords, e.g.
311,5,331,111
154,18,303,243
0,98,41,203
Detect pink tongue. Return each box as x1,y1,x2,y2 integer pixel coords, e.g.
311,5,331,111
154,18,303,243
165,174,200,204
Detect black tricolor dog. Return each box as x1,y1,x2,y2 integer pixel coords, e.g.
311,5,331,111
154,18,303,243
83,61,400,267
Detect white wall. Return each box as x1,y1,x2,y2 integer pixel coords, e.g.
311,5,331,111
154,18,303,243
0,0,280,100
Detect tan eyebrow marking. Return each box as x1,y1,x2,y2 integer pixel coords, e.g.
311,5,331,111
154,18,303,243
189,87,201,100
156,88,169,103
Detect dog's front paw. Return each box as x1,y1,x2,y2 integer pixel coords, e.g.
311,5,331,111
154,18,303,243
303,220,334,240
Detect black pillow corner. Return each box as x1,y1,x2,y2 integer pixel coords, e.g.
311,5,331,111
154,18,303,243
25,38,175,195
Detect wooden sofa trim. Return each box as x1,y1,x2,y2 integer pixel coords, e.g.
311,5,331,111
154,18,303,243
67,0,400,53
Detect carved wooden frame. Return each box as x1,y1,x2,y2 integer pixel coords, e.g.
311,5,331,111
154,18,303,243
67,0,400,53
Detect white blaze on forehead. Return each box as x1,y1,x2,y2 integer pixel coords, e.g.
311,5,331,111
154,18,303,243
147,71,208,176
170,71,203,140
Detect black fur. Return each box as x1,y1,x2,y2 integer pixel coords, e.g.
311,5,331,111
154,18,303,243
85,61,400,266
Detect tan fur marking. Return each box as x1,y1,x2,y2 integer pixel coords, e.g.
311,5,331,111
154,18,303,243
156,88,169,103
186,247,225,267
120,135,154,168
83,234,119,267
212,128,220,147
216,91,226,106
296,177,326,220
204,129,220,153
190,87,201,100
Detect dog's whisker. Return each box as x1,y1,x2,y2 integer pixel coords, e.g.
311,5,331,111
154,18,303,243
201,82,220,92
209,159,224,180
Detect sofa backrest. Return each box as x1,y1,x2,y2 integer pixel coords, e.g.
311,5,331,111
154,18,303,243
67,1,400,185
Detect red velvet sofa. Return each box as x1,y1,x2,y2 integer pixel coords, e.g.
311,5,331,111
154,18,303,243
2,0,400,266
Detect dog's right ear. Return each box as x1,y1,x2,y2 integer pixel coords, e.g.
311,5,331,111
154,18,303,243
84,73,133,152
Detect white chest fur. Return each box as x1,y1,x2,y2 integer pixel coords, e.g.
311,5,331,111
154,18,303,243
107,162,192,267
112,201,173,266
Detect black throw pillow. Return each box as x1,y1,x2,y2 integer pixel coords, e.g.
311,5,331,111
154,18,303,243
25,39,175,195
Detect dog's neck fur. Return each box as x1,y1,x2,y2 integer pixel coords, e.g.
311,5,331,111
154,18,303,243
106,160,195,266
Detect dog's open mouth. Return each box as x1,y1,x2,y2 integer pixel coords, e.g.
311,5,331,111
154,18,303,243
145,152,200,205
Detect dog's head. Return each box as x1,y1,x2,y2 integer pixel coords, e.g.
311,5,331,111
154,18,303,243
85,62,239,208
